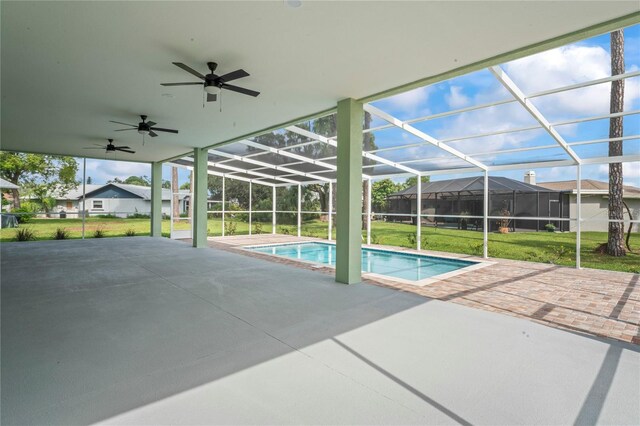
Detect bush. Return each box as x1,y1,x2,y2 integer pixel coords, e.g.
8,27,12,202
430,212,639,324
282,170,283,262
406,233,416,248
13,207,36,223
125,229,136,237
544,223,556,232
14,228,36,241
127,213,150,219
253,222,263,234
93,227,105,238
95,213,116,219
224,221,237,236
53,228,70,240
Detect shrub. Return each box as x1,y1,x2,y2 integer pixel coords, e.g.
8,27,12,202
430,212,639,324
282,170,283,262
224,221,237,236
93,227,106,238
127,213,150,219
406,233,416,247
547,245,568,264
96,213,116,219
53,228,70,240
13,207,36,223
253,222,263,234
371,234,384,245
280,226,291,235
14,228,36,241
544,223,556,232
125,229,136,237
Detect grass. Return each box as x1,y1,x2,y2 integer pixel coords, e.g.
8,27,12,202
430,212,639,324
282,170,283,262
1,217,638,273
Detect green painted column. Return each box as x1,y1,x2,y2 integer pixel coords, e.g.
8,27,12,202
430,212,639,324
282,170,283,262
150,162,163,237
335,98,363,284
193,148,208,248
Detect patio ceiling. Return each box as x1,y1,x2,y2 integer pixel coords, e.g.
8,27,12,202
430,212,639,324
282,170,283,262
2,1,639,163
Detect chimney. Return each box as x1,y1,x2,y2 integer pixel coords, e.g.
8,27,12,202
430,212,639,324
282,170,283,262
524,171,536,185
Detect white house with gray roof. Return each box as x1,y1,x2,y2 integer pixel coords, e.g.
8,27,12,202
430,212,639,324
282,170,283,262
49,183,190,218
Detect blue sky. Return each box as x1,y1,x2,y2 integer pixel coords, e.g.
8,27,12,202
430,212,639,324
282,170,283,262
77,25,639,188
370,24,640,186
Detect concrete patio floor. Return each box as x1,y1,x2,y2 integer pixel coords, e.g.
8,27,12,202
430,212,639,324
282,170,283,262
1,237,639,425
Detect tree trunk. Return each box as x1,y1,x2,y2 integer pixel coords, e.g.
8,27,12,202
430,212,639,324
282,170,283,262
607,29,625,257
172,167,179,220
11,188,20,209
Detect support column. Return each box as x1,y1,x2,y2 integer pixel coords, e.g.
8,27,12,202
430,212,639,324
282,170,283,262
221,176,226,237
416,176,421,250
82,157,86,239
366,179,372,245
328,181,333,241
192,148,208,248
249,180,252,236
335,98,363,284
272,186,276,234
297,184,302,237
150,161,163,237
576,165,582,269
483,170,489,259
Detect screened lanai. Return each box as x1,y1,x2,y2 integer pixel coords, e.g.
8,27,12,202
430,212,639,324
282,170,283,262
386,176,570,232
168,26,640,270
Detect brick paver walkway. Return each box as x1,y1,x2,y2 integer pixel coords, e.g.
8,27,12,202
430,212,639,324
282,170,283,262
200,235,640,345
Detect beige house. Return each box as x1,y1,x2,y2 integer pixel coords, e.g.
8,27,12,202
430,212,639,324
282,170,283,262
538,179,640,232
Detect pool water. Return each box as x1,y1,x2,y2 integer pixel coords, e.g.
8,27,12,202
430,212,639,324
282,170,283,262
246,242,476,282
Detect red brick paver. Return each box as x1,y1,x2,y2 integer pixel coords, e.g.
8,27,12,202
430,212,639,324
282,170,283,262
200,235,640,345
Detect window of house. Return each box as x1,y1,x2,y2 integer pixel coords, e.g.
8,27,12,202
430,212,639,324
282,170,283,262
92,200,103,210
66,201,73,209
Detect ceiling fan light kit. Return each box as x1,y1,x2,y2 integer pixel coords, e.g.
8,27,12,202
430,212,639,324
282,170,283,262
161,60,260,104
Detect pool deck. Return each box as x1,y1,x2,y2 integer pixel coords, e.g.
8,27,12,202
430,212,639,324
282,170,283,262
208,234,640,345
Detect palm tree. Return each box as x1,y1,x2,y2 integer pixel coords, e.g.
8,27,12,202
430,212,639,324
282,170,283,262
607,29,625,256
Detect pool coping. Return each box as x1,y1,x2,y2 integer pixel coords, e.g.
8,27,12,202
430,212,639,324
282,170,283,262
240,241,495,287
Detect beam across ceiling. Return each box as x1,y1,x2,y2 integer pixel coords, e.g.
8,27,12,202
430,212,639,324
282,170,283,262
490,65,582,164
364,104,488,170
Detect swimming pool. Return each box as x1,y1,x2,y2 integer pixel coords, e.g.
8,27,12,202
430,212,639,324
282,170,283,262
245,242,478,282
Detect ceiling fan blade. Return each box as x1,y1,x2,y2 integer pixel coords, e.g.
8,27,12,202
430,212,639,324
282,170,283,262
207,93,217,102
114,128,136,131
83,147,105,149
222,84,260,97
109,120,136,127
115,146,130,149
160,82,202,86
172,62,205,79
148,130,158,137
218,69,249,83
146,121,157,127
151,127,179,134
116,148,136,154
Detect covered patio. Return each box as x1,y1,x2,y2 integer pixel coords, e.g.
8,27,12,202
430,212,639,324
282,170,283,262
2,1,640,425
2,237,639,424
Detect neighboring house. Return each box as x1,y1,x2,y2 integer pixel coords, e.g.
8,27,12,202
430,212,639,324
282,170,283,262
538,179,640,232
0,178,19,212
45,183,190,218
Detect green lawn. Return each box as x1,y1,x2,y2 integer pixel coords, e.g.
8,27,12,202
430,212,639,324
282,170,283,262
2,217,638,273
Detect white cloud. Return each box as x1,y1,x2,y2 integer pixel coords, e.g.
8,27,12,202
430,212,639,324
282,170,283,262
80,159,150,184
381,86,432,116
429,43,640,159
597,162,640,185
445,86,470,109
505,44,640,119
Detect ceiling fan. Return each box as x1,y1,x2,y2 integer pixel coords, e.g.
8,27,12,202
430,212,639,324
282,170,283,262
83,139,135,154
110,115,178,144
161,61,260,102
